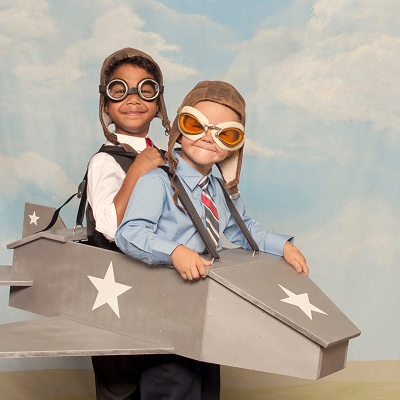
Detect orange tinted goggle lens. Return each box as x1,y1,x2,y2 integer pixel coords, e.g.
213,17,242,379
179,113,244,146
179,114,204,134
218,128,244,147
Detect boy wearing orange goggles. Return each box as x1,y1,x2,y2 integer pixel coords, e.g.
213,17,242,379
115,80,309,399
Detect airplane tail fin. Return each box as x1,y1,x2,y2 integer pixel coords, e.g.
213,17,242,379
22,202,67,238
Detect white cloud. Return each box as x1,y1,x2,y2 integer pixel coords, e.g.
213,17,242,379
0,0,55,39
11,4,196,90
0,152,77,201
244,138,284,159
275,35,400,131
227,0,400,135
301,195,400,306
0,1,198,156
299,195,400,359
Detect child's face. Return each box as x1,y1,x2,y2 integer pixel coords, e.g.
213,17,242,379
105,64,158,137
180,101,237,176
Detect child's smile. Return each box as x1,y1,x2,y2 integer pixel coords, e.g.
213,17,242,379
180,101,237,175
105,65,158,138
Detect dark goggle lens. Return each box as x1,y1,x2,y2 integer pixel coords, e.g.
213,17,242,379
179,114,204,134
218,128,244,146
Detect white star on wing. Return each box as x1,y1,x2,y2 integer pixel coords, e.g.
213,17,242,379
279,284,327,320
29,211,40,225
88,261,131,318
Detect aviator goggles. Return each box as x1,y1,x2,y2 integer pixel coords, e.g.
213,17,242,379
99,78,163,102
178,106,245,152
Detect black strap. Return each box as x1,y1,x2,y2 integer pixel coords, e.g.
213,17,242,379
38,191,79,233
159,167,260,259
215,178,259,254
160,166,220,260
37,145,137,234
96,145,137,174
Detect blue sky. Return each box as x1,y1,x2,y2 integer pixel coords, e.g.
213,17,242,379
1,0,400,370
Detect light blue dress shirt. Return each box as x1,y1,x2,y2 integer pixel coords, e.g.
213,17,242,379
115,153,293,265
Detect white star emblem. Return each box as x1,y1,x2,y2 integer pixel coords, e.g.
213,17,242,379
88,262,132,318
279,284,327,320
29,211,40,225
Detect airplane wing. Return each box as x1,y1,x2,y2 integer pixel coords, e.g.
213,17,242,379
0,264,172,358
0,265,33,287
0,316,173,358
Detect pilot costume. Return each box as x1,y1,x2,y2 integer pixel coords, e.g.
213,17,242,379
116,81,294,399
88,47,170,400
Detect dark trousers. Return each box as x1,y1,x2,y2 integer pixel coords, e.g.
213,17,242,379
92,355,141,400
92,354,220,400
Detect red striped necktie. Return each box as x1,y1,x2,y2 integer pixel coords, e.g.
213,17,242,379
145,137,153,147
198,176,219,247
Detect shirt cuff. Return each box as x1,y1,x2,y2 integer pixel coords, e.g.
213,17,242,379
265,231,293,256
150,238,181,264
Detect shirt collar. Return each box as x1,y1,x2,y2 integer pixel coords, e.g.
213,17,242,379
108,133,156,152
174,151,215,192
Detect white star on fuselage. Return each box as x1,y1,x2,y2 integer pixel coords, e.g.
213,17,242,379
279,284,327,320
29,211,40,225
88,262,131,318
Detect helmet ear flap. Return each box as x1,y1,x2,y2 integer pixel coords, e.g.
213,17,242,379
216,149,243,197
168,81,245,196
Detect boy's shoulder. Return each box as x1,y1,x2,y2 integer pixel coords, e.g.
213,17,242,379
142,166,171,181
136,167,174,196
89,144,137,172
88,150,116,167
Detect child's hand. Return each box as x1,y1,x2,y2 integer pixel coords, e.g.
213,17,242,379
283,242,309,276
134,147,165,173
171,245,211,281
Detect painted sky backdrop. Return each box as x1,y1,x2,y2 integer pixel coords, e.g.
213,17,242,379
1,0,399,371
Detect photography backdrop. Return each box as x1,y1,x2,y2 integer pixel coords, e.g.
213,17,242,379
0,0,399,377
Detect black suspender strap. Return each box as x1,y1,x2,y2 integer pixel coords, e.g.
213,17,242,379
37,145,137,234
159,168,259,260
215,178,260,254
160,167,220,261
74,173,88,230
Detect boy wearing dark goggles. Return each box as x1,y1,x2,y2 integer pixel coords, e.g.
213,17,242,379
88,47,169,400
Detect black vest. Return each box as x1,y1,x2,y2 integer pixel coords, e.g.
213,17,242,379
86,145,137,251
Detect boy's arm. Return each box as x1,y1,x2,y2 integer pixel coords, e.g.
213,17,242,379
223,195,309,274
114,147,165,225
115,173,211,281
87,153,124,240
115,173,183,264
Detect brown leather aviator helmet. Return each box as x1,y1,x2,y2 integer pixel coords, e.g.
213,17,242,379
168,80,246,196
99,47,170,147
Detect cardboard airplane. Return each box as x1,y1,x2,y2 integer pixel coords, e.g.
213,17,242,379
0,202,361,380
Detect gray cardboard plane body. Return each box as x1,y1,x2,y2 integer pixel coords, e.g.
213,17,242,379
0,203,360,380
